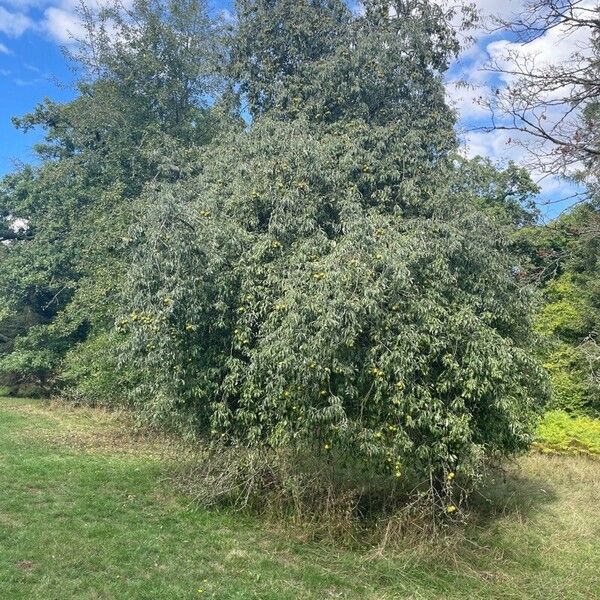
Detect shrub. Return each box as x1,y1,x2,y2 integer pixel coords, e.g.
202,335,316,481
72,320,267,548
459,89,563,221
173,441,464,541
60,330,129,407
534,410,600,456
118,118,547,511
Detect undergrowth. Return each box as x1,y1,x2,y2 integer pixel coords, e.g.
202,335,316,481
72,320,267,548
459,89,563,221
534,410,600,456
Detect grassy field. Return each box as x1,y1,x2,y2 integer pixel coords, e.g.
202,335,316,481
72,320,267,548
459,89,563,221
1,398,600,599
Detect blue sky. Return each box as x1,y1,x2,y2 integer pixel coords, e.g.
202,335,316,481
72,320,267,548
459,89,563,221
0,0,585,218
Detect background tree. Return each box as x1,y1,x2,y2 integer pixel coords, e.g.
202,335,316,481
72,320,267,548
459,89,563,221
521,205,600,414
0,0,224,396
485,0,600,195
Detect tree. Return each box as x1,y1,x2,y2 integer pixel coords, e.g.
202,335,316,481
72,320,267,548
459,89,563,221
484,0,600,195
450,157,540,228
118,0,546,510
232,0,470,131
230,0,352,117
0,0,224,395
0,0,548,516
526,204,600,413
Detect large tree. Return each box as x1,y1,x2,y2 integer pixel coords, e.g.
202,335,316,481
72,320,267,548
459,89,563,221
119,0,546,508
0,0,224,394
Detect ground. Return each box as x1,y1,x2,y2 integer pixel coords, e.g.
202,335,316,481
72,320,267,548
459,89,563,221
1,397,599,599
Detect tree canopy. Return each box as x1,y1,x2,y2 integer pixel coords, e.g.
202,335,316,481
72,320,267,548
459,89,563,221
0,0,560,512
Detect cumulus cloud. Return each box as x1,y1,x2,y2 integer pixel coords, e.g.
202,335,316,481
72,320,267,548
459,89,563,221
0,0,128,44
41,0,137,44
473,0,526,22
452,6,592,133
446,80,490,122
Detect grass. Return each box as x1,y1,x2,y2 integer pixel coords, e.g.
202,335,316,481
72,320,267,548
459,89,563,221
1,398,600,599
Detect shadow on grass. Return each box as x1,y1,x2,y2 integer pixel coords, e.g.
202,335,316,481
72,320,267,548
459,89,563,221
468,459,558,526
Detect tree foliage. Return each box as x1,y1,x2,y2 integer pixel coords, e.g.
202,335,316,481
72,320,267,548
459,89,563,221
526,203,600,414
0,0,224,392
122,118,545,492
473,0,600,416
0,0,550,511
114,0,546,502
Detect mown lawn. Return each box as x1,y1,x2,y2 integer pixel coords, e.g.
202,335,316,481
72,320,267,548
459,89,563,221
1,398,600,599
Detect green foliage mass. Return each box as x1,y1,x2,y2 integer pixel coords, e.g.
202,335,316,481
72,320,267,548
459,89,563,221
0,0,227,393
525,204,600,415
0,0,550,508
114,0,546,497
121,115,545,489
535,410,600,456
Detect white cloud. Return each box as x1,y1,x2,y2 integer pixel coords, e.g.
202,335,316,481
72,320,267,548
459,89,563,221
473,0,526,21
486,19,593,84
0,1,48,8
1,1,50,5
0,0,119,43
446,80,490,121
0,5,32,36
39,0,136,45
460,128,515,163
0,41,12,53
449,0,596,179
42,5,85,43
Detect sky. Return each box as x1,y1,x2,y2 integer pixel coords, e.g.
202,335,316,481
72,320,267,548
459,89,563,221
0,0,589,218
